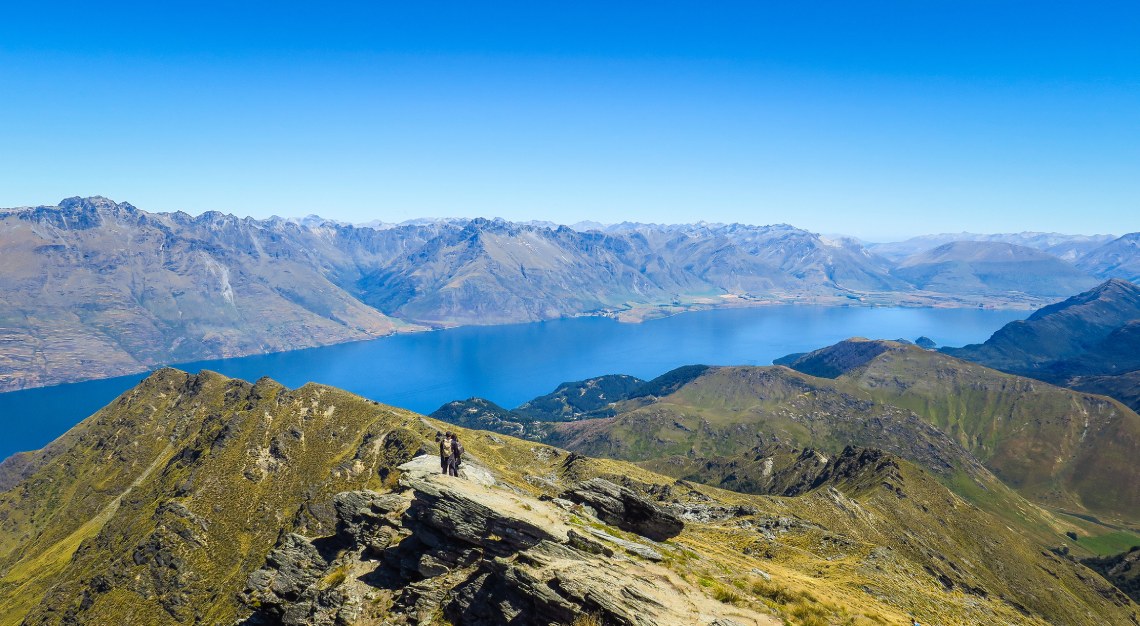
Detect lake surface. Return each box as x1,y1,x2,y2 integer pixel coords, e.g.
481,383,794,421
0,305,1026,460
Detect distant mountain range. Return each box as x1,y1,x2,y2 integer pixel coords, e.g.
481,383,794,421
867,231,1118,262
889,240,1099,297
0,197,414,391
1076,233,1140,282
3,196,1140,392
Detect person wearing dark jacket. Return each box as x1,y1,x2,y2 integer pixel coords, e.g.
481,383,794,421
439,431,453,475
447,434,463,477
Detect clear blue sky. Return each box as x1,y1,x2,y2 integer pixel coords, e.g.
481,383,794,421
1,1,1137,240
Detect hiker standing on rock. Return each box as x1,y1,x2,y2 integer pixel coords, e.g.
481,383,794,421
448,433,464,477
439,431,454,475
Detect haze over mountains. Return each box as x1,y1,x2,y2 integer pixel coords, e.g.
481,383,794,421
888,241,1098,297
2,196,1139,392
868,231,1117,262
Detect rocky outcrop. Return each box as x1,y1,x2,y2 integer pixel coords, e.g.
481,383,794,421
242,534,333,624
239,467,772,626
561,478,684,541
1082,547,1140,604
396,453,498,486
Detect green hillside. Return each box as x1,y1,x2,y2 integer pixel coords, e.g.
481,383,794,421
832,340,1140,523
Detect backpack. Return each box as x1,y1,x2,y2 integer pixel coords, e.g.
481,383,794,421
452,439,464,461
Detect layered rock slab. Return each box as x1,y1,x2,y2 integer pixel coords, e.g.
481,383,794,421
240,466,777,625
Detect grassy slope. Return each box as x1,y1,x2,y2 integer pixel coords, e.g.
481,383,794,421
1082,547,1140,604
768,449,1130,625
942,278,1140,373
839,342,1140,524
547,349,1140,547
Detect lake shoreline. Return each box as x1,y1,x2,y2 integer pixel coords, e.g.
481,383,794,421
0,295,1048,395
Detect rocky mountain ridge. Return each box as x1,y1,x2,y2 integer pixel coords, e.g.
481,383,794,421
236,464,775,626
0,197,413,391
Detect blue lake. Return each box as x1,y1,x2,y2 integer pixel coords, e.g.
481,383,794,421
0,305,1026,460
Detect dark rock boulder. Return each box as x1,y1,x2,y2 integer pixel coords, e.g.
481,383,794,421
242,533,331,623
402,475,559,555
333,490,407,555
561,477,684,541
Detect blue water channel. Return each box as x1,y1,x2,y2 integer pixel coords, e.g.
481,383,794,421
0,305,1026,460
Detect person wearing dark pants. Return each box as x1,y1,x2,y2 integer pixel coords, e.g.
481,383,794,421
439,431,454,475
447,434,463,477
